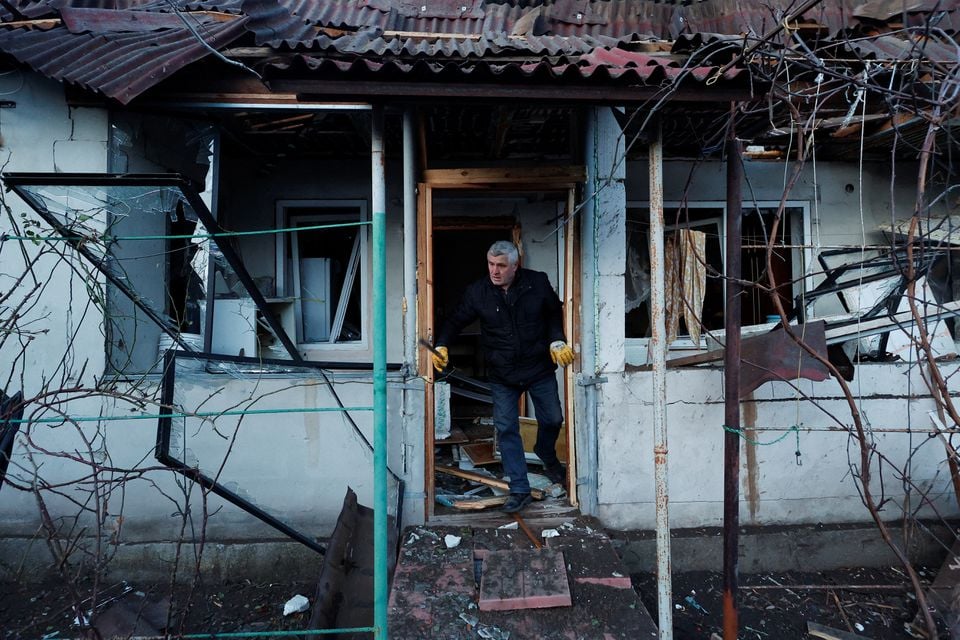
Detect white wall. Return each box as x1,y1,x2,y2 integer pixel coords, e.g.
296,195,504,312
589,155,960,530
0,89,423,579
599,362,960,529
0,74,113,567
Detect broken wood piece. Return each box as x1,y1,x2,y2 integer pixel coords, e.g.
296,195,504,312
828,589,856,635
806,621,871,640
461,442,497,465
451,496,508,510
436,465,545,500
435,425,469,445
512,512,542,549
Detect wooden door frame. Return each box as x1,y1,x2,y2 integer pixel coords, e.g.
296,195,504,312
417,166,585,519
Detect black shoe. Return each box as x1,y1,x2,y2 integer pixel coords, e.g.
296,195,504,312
544,464,566,485
503,493,532,513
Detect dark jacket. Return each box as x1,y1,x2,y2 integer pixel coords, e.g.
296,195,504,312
436,268,566,385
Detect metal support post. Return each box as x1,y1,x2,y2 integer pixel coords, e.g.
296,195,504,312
648,120,673,640
371,105,389,639
722,121,744,640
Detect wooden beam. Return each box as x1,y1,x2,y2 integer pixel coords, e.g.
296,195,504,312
436,465,546,500
384,30,482,40
418,183,435,518
423,166,586,188
274,79,760,105
451,496,509,510
0,18,61,28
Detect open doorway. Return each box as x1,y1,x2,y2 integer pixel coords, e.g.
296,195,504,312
417,168,584,522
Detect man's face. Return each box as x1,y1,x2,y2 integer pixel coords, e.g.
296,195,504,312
487,253,518,289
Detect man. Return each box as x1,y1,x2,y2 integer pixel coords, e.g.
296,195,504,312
432,240,574,513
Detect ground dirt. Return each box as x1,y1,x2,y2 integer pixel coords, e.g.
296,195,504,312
1,576,318,639
633,566,936,639
0,564,940,639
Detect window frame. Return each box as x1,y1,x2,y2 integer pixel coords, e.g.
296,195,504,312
625,200,812,365
275,199,369,350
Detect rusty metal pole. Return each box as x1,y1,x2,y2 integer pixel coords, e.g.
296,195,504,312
722,117,743,640
648,119,673,640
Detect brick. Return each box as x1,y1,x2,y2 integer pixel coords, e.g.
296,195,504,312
478,549,572,611
546,534,632,589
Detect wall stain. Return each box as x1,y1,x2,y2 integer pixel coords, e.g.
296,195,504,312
742,394,760,522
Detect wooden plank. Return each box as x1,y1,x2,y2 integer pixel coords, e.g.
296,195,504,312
384,30,482,40
806,621,871,640
1,18,61,28
436,465,545,500
631,347,723,371
451,496,508,510
565,187,579,507
419,184,435,518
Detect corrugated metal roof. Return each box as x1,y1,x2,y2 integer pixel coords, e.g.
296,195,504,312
0,7,248,102
1,0,243,21
249,0,873,46
846,33,960,62
266,29,623,56
0,0,953,105
260,43,742,86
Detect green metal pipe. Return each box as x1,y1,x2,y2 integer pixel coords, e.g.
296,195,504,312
6,406,373,424
370,105,389,639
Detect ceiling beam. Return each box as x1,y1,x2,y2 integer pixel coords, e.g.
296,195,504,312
269,79,760,105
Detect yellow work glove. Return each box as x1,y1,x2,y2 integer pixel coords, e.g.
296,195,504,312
549,341,574,367
431,345,449,372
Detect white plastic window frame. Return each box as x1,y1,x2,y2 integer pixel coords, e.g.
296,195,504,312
624,200,811,366
275,199,369,350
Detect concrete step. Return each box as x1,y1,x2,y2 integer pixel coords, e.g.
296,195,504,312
388,518,657,639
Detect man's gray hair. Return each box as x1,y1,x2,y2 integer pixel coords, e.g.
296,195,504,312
488,240,519,265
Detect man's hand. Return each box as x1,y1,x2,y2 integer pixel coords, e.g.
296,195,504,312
431,345,449,372
549,341,574,367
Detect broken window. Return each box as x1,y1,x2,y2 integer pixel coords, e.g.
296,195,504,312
275,201,367,346
625,202,808,353
800,244,960,361
4,174,303,373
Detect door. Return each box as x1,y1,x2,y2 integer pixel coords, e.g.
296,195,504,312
417,167,584,518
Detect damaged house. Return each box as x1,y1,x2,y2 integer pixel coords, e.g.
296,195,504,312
0,0,959,635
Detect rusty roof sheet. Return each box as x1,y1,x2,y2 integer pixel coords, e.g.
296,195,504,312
258,28,624,56
0,7,247,102
2,0,243,20
0,0,953,105
846,33,960,62
247,0,874,45
262,43,744,86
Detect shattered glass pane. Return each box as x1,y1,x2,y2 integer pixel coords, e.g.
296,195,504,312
6,175,300,371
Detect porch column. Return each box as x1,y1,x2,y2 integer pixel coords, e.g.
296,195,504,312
402,109,417,369
580,106,626,514
648,120,674,640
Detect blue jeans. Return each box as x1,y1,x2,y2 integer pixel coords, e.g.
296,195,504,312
491,373,564,495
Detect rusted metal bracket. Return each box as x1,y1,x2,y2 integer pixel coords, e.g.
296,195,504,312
576,375,608,387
